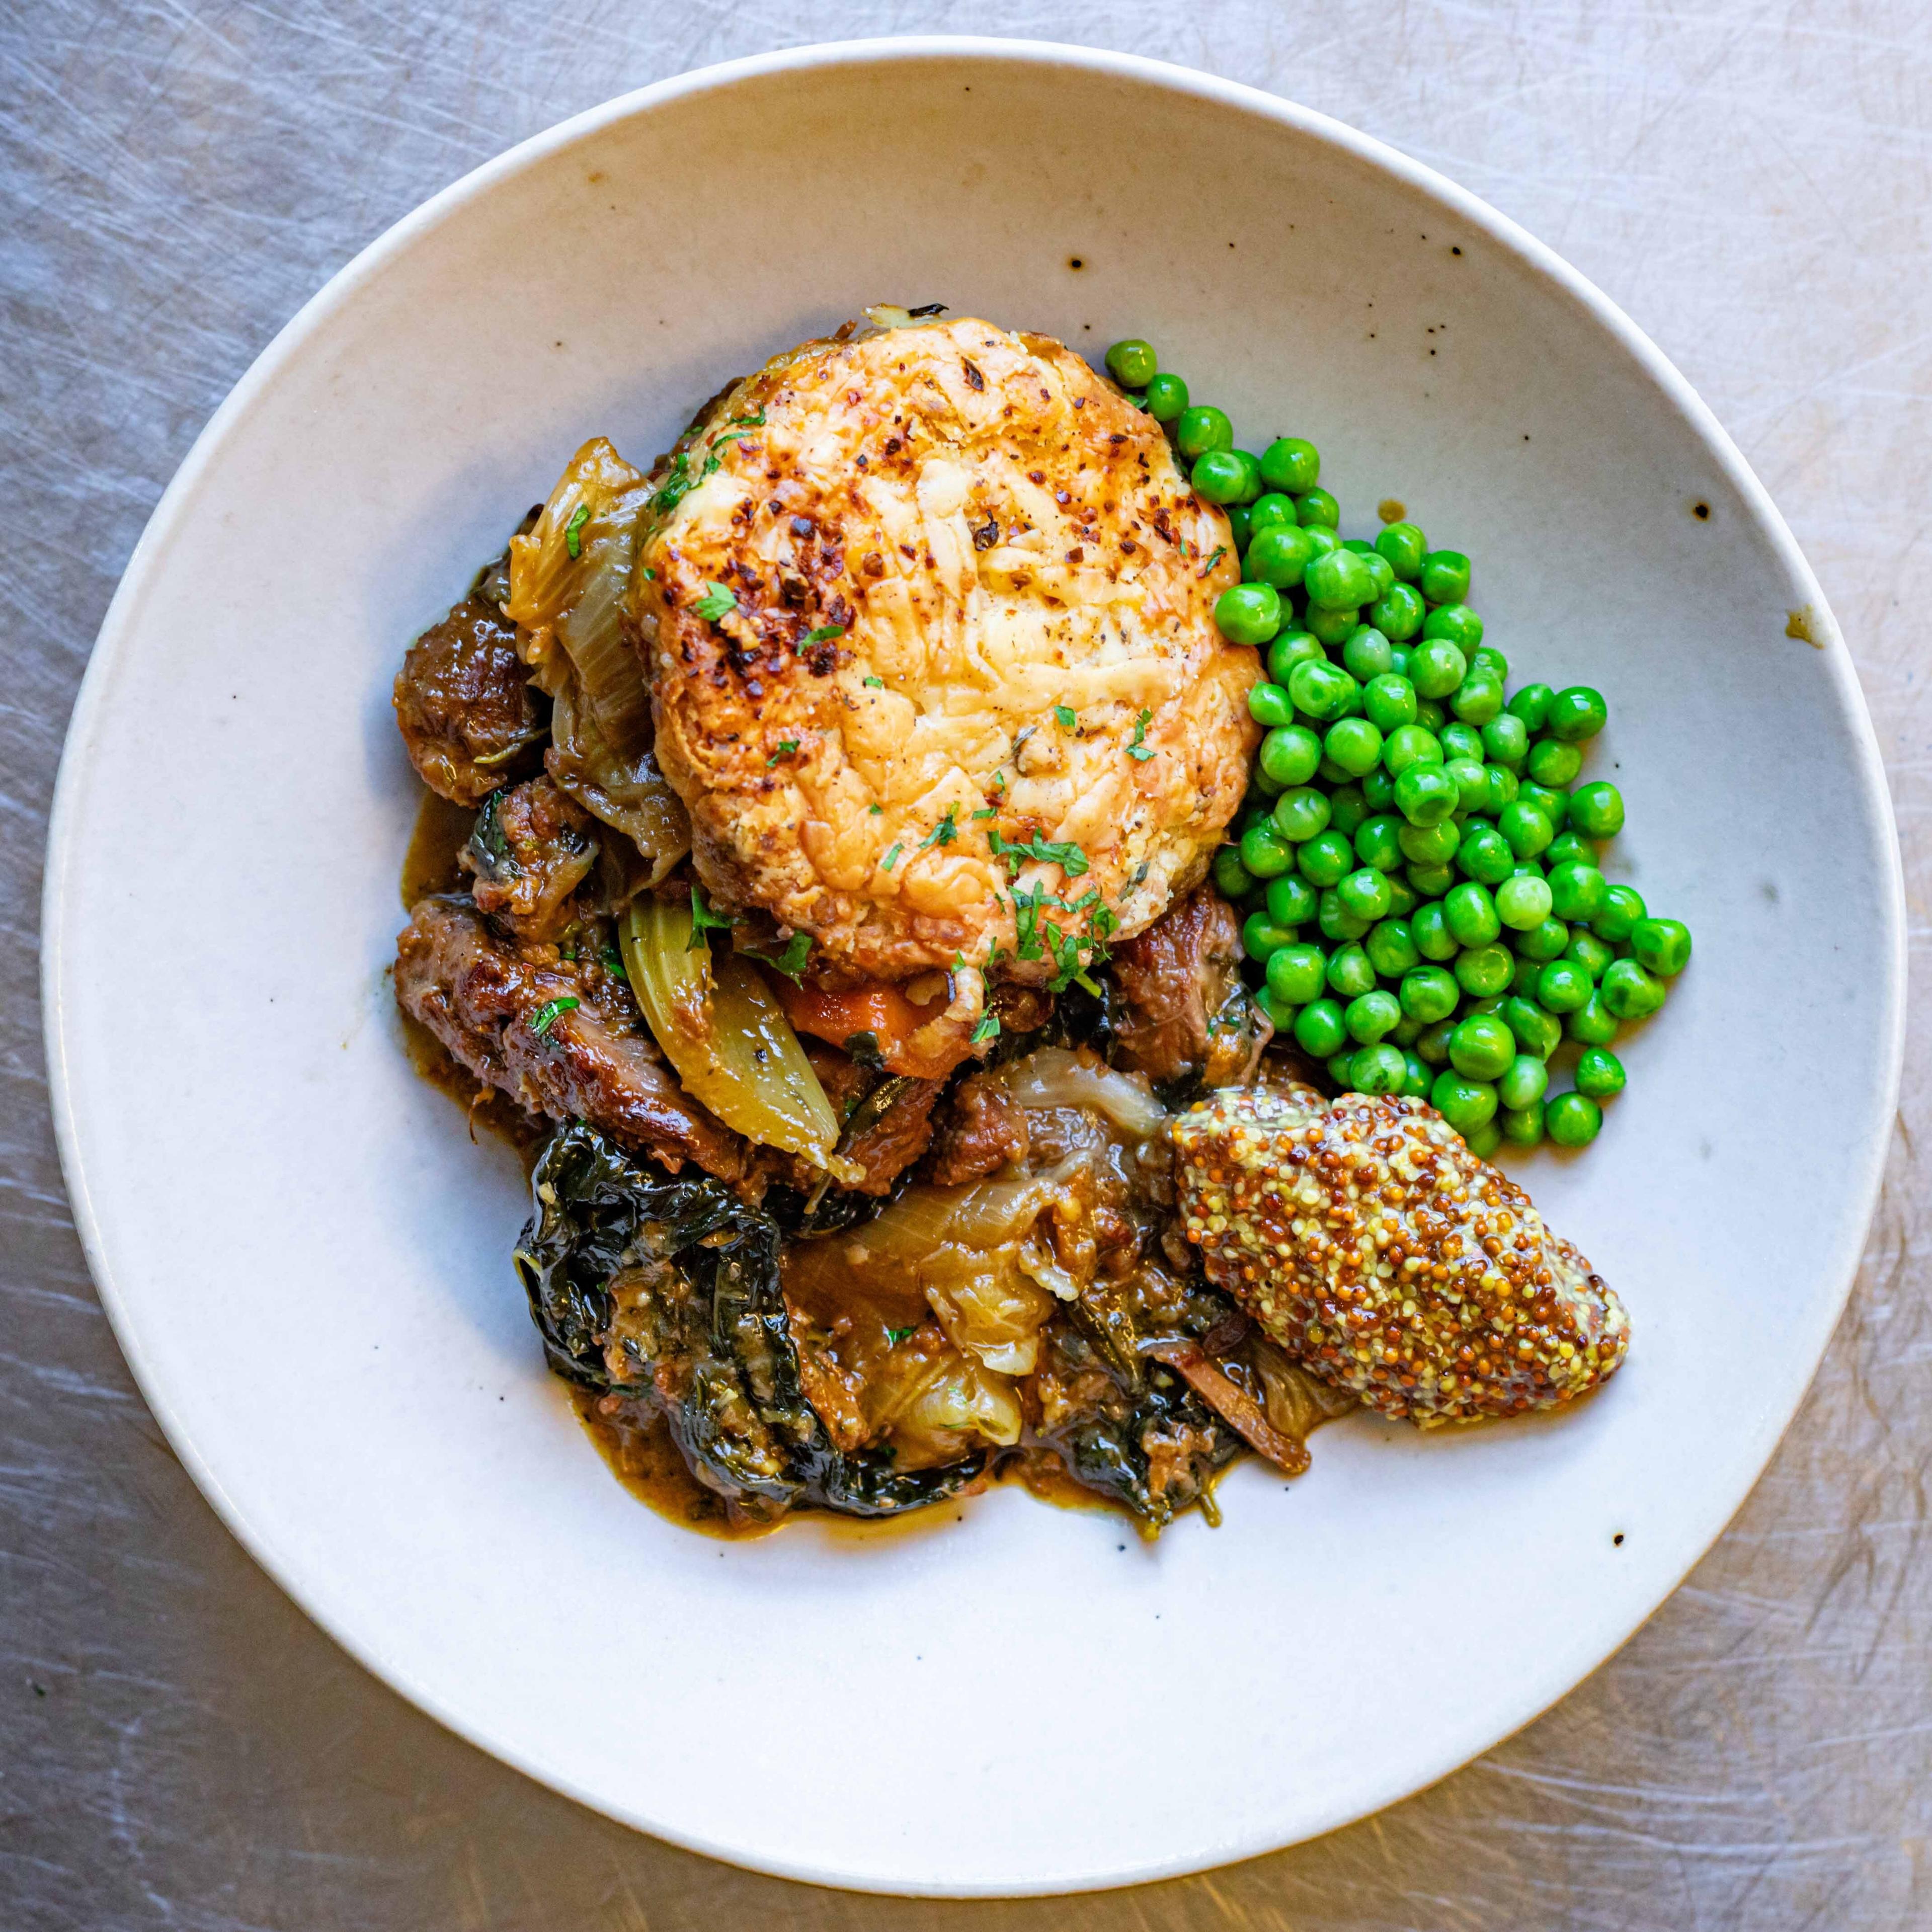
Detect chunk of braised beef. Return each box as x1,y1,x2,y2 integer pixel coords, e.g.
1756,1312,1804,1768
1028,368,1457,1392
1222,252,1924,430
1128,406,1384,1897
462,776,598,945
836,1075,946,1195
1110,886,1271,1096
393,550,546,804
925,1071,1030,1185
394,894,744,1180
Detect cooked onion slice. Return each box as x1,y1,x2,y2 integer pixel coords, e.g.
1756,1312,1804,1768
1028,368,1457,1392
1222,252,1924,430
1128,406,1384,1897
1141,1339,1311,1476
1000,1046,1168,1141
619,897,843,1168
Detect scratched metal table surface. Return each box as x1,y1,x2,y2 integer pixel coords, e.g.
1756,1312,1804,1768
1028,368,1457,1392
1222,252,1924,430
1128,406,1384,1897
4,3,1928,1926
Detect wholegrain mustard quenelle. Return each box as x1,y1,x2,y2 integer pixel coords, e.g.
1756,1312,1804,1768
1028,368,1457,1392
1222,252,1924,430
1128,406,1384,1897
1172,1082,1630,1425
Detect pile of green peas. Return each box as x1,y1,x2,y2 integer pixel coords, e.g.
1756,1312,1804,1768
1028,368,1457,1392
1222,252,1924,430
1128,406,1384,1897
1102,337,1695,1157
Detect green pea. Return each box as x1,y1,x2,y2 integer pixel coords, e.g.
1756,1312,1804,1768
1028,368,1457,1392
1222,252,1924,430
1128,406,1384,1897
1408,860,1457,901
1295,829,1352,888
1243,911,1296,961
1144,372,1189,422
1568,780,1625,840
1313,942,1366,1001
1536,959,1592,1013
1566,929,1615,979
1546,861,1606,923
1239,820,1294,877
1255,722,1317,786
1259,437,1320,494
1400,1051,1434,1097
1324,716,1385,778
1365,918,1420,978
1449,675,1504,725
1509,953,1544,998
1495,1053,1550,1112
1567,993,1619,1045
1546,685,1608,743
1341,626,1394,683
1431,1069,1498,1135
1254,984,1294,1031
1448,1012,1515,1080
1317,889,1372,942
1302,601,1354,646
1544,829,1599,871
1247,681,1294,730
1469,645,1508,683
1484,766,1520,816
1262,942,1324,1005
1263,874,1315,929
1267,787,1329,845
1398,818,1461,867
1296,486,1341,530
1384,874,1419,919
1455,943,1514,997
1444,881,1501,947
1545,1091,1602,1148
1283,658,1349,720
1575,1046,1626,1100
1353,814,1405,873
1466,1116,1504,1159
1375,521,1427,580
1396,963,1457,1023
1192,449,1254,505
1267,630,1324,684
1592,883,1647,942
1363,673,1419,735
1411,903,1457,962
1213,845,1255,899
1245,525,1315,591
1326,1051,1357,1086
1481,713,1528,767
1345,988,1402,1044
1225,504,1252,552
1360,767,1397,813
1498,995,1561,1060
1349,1042,1410,1094
1383,722,1443,775
1390,1013,1424,1045
1394,763,1459,827
1632,916,1693,977
1512,916,1571,962
1496,874,1555,931
1328,785,1369,837
1418,549,1471,605
1414,696,1447,735
1601,957,1666,1020
1337,866,1395,923
1458,823,1514,886
1408,637,1468,699
1518,781,1568,830
1353,547,1396,599
1294,997,1347,1058
1423,603,1484,652
1527,738,1584,787
1250,491,1298,536
1370,582,1425,640
1176,406,1234,461
1301,524,1340,561
1216,583,1281,645
1415,1016,1457,1065
1105,339,1158,389
1507,683,1553,732
1438,721,1483,762
1493,800,1549,861
1445,758,1491,812
1501,1099,1546,1147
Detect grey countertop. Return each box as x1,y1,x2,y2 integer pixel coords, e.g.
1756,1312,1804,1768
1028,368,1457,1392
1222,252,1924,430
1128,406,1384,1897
4,5,1929,1927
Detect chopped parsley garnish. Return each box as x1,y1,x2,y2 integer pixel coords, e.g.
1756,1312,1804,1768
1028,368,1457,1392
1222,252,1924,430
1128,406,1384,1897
862,673,884,687
882,843,902,870
868,803,883,815
1053,703,1078,731
883,1326,918,1348
919,809,958,850
652,452,692,513
529,996,578,1037
970,1012,1001,1045
989,829,1090,878
1127,708,1155,761
767,739,800,765
971,806,997,820
687,887,733,949
600,946,624,975
691,581,738,622
802,624,846,647
745,932,813,982
1197,543,1228,579
564,503,590,559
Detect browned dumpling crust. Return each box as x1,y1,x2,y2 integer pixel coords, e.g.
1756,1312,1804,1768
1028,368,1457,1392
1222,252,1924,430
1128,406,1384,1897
635,315,1258,993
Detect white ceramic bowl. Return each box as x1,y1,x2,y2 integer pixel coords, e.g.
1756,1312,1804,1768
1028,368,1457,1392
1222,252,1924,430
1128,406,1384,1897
43,39,1903,1897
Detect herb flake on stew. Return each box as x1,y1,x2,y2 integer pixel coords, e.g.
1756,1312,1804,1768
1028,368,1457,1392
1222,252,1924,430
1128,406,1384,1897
745,932,813,982
564,503,591,559
1128,708,1155,760
882,843,902,871
1053,703,1078,731
802,624,846,647
862,673,884,687
919,809,958,850
883,1326,919,1348
1196,544,1227,580
529,996,579,1037
692,581,738,622
989,829,1090,878
767,740,800,766
970,1012,1001,1044
687,887,733,948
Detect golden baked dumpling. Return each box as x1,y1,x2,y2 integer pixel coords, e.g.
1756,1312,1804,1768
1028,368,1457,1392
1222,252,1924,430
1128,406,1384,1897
634,314,1258,994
